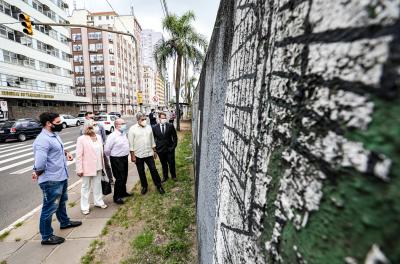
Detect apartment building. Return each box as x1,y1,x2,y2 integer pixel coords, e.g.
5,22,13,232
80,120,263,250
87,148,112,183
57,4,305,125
0,0,88,120
69,9,142,115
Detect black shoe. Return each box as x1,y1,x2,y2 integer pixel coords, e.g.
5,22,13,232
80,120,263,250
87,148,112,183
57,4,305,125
114,198,124,204
161,177,169,183
158,186,165,194
141,187,148,195
60,221,82,229
41,235,65,245
172,177,177,181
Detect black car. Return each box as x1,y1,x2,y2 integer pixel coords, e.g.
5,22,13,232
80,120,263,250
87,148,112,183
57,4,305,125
0,119,42,142
108,112,121,118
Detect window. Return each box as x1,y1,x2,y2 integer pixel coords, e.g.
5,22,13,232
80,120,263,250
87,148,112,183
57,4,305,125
73,55,83,62
72,33,81,41
74,66,84,73
88,32,101,39
109,54,114,62
0,0,12,16
72,44,82,51
98,16,102,20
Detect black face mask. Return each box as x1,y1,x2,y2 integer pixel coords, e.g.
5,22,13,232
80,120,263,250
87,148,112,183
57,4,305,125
51,123,63,132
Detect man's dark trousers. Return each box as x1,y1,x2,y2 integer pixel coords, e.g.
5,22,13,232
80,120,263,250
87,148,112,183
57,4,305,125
158,151,176,179
110,155,128,201
135,156,162,188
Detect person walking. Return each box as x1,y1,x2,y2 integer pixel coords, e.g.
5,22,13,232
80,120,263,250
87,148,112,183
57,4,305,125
76,120,108,215
169,110,176,124
149,108,157,126
152,112,178,182
80,112,114,185
32,112,82,245
128,112,165,195
104,118,131,204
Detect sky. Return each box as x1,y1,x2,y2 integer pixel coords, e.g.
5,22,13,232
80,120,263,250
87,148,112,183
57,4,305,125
66,0,220,41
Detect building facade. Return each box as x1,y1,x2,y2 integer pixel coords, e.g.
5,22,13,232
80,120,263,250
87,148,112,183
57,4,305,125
141,29,166,108
0,0,88,120
69,9,142,115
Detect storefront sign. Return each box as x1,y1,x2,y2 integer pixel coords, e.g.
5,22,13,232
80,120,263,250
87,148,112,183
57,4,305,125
0,91,54,99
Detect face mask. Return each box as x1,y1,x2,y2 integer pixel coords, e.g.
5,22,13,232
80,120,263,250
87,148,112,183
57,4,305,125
140,120,147,127
120,124,127,133
160,119,167,124
51,123,63,132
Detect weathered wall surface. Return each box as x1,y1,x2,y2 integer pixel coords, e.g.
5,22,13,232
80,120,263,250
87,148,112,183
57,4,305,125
193,0,400,263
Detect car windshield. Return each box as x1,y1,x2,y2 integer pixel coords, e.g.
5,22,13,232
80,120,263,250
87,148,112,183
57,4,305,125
94,116,107,121
78,114,85,117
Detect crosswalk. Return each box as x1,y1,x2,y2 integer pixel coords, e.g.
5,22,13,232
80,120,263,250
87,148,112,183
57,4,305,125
0,141,77,175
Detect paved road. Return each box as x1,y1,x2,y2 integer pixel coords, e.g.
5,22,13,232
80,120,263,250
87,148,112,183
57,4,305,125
0,117,136,230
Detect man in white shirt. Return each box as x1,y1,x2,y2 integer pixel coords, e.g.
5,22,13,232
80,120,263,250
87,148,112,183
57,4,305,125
128,112,165,195
104,118,130,204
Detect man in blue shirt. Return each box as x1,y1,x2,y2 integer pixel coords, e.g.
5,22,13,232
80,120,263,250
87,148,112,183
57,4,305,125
32,112,82,245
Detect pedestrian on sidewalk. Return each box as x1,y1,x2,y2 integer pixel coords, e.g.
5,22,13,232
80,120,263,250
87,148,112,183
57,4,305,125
169,110,176,125
80,111,114,185
76,120,108,215
104,118,131,204
32,112,82,245
128,112,165,195
149,108,157,126
152,112,178,182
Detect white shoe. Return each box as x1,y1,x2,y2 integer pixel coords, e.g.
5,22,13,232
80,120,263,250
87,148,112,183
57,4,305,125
95,204,108,209
82,210,90,215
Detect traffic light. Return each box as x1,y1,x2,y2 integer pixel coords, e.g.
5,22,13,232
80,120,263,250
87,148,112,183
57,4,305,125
19,13,33,35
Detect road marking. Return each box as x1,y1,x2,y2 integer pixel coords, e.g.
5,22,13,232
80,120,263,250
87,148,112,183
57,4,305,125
0,178,83,237
10,150,77,174
0,144,30,154
0,141,74,159
0,143,26,150
0,144,76,165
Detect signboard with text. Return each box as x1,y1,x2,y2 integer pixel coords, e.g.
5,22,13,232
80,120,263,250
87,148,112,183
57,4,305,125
0,101,7,112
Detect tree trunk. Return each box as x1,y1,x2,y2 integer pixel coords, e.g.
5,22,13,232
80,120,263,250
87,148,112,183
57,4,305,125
175,54,182,131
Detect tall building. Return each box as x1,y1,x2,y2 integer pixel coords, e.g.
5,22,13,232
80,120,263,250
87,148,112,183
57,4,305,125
69,9,142,114
142,65,155,112
0,0,88,120
141,29,167,108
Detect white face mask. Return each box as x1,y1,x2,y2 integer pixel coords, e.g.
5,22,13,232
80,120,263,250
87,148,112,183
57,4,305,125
160,118,167,124
140,120,147,127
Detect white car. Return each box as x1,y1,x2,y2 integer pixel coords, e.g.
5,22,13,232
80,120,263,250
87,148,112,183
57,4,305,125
77,113,86,124
94,115,117,134
60,114,82,128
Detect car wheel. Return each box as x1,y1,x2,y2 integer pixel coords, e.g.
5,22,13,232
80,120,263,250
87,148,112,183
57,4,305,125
62,122,67,129
18,133,26,142
76,121,80,126
110,127,114,133
0,139,5,143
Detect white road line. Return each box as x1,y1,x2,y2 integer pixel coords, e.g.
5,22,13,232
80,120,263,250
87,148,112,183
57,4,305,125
10,150,77,174
0,144,76,165
0,178,83,237
0,143,26,150
0,141,75,159
0,144,30,154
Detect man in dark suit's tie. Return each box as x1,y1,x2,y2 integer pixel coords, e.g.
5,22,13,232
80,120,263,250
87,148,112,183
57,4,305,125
152,112,178,182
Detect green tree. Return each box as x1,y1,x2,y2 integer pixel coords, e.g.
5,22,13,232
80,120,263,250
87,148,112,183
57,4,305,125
154,11,207,130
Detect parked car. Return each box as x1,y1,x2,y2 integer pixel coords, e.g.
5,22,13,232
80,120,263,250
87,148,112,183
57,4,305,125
108,112,121,118
77,113,86,124
94,115,117,134
0,119,42,142
60,114,81,128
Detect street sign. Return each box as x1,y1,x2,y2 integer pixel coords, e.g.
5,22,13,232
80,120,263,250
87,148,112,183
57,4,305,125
0,101,8,112
152,95,159,103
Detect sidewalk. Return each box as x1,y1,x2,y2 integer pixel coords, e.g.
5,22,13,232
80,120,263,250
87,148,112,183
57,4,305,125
0,163,139,264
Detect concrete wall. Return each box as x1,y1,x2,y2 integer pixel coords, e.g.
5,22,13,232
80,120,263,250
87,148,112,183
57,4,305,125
193,0,400,263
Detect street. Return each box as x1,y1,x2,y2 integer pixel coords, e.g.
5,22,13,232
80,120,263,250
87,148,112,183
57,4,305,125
0,117,136,231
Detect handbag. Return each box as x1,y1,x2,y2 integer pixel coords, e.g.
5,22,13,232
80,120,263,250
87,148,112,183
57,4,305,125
101,170,112,195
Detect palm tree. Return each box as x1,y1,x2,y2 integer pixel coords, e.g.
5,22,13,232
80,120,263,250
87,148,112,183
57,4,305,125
154,11,207,131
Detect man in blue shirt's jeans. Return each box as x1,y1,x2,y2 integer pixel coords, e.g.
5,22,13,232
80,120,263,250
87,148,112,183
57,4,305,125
32,112,82,245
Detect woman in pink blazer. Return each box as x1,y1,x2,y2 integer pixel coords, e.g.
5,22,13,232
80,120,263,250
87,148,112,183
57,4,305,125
76,120,108,215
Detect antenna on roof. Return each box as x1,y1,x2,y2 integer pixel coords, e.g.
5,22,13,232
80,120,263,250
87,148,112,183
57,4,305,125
130,1,135,16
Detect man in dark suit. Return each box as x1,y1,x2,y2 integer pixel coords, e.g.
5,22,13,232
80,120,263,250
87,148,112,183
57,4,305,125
152,112,178,182
149,109,157,126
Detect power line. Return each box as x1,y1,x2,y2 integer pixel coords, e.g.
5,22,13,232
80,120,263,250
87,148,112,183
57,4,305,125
104,0,130,34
